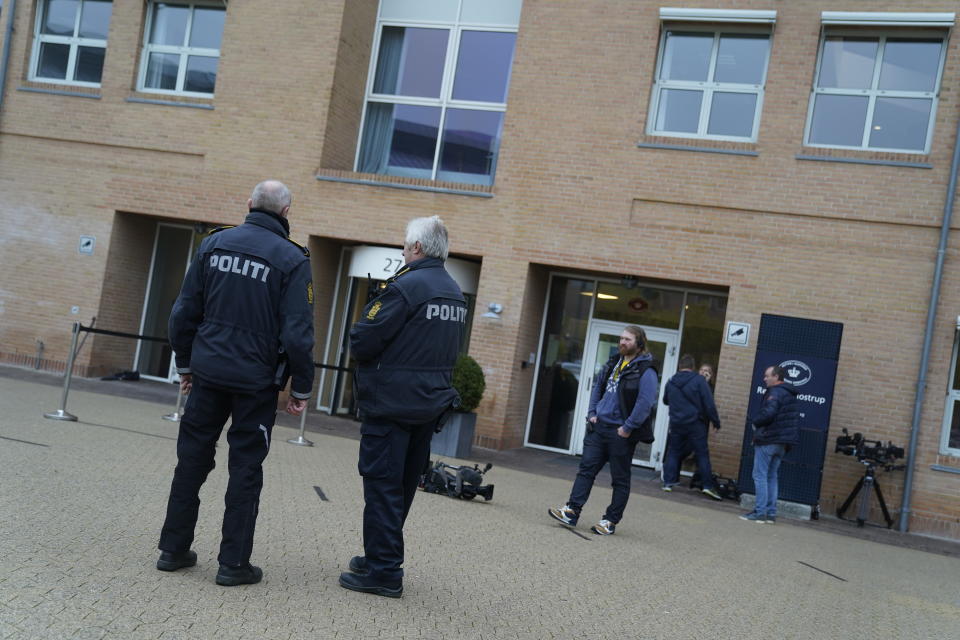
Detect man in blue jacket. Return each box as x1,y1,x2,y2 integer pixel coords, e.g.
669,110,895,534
340,216,466,598
548,325,659,536
661,354,723,499
157,180,314,586
741,364,800,524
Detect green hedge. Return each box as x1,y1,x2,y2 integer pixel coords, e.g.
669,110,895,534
452,354,486,413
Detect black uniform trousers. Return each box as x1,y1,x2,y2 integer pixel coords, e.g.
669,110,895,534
158,378,277,567
358,419,434,583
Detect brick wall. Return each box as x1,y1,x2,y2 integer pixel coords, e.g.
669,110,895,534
2,1,960,538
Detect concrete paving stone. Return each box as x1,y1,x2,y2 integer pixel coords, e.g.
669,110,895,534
72,626,109,640
3,373,960,639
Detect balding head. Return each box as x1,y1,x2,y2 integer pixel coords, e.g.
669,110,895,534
248,180,292,217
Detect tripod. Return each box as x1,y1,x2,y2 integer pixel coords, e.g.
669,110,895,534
836,460,894,528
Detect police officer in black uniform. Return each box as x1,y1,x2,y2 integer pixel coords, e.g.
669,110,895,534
339,215,466,598
156,180,314,586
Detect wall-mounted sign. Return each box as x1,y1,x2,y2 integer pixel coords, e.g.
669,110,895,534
78,236,95,255
725,321,750,346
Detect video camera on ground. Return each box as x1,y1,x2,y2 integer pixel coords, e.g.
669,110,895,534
834,428,905,469
419,460,494,501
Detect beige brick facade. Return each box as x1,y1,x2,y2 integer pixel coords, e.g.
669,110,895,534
2,1,959,539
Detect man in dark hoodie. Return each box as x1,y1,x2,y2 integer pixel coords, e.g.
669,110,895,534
741,364,800,524
661,354,722,499
548,325,659,536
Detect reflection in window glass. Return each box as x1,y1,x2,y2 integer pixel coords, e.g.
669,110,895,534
437,109,504,185
358,10,517,184
184,55,218,93
144,52,180,90
372,26,448,98
33,0,112,85
189,6,226,49
661,32,712,81
808,34,945,152
652,30,769,140
140,2,225,95
452,31,516,103
78,0,111,39
707,92,757,137
528,277,593,449
37,42,70,79
593,284,683,330
150,3,189,46
869,98,931,151
950,402,960,449
809,94,868,147
714,35,769,85
818,37,878,90
43,0,78,36
656,89,702,133
679,293,728,389
879,39,942,92
387,104,442,176
74,46,105,82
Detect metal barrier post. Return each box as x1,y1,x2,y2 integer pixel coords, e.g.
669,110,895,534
162,382,184,422
44,322,80,421
287,403,313,447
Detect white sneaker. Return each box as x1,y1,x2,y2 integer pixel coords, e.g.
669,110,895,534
590,519,616,535
548,504,578,526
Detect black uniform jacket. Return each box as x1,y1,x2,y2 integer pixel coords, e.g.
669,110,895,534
350,256,466,426
169,209,315,398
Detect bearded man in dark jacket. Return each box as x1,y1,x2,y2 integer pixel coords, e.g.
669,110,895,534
548,325,659,536
741,364,800,524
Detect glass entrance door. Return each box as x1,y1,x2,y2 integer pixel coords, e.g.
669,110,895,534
571,320,678,468
135,224,199,382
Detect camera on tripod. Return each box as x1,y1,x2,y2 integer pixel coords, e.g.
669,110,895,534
419,460,494,501
834,428,905,468
834,428,906,529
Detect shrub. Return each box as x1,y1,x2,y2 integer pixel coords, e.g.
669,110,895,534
452,353,485,413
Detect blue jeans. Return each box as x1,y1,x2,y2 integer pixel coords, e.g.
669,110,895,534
661,424,715,490
752,443,786,516
568,425,638,524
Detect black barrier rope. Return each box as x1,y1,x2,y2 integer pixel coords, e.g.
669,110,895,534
314,362,353,373
79,324,167,343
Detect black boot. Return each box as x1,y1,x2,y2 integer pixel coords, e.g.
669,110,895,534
156,550,197,572
338,571,402,598
215,563,263,586
348,556,370,576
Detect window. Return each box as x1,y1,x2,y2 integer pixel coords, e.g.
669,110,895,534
806,34,947,153
30,0,113,86
649,29,771,141
941,331,960,456
355,0,521,186
138,2,226,97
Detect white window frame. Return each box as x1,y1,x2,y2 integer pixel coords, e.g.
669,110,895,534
29,0,111,88
647,25,772,142
137,1,225,98
941,329,960,456
803,29,948,155
353,6,518,184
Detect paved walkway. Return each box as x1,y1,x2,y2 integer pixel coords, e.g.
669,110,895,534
1,370,959,639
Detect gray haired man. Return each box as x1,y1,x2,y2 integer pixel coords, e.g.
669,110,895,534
340,216,467,598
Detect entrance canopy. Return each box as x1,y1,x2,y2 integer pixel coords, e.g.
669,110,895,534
348,245,480,294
